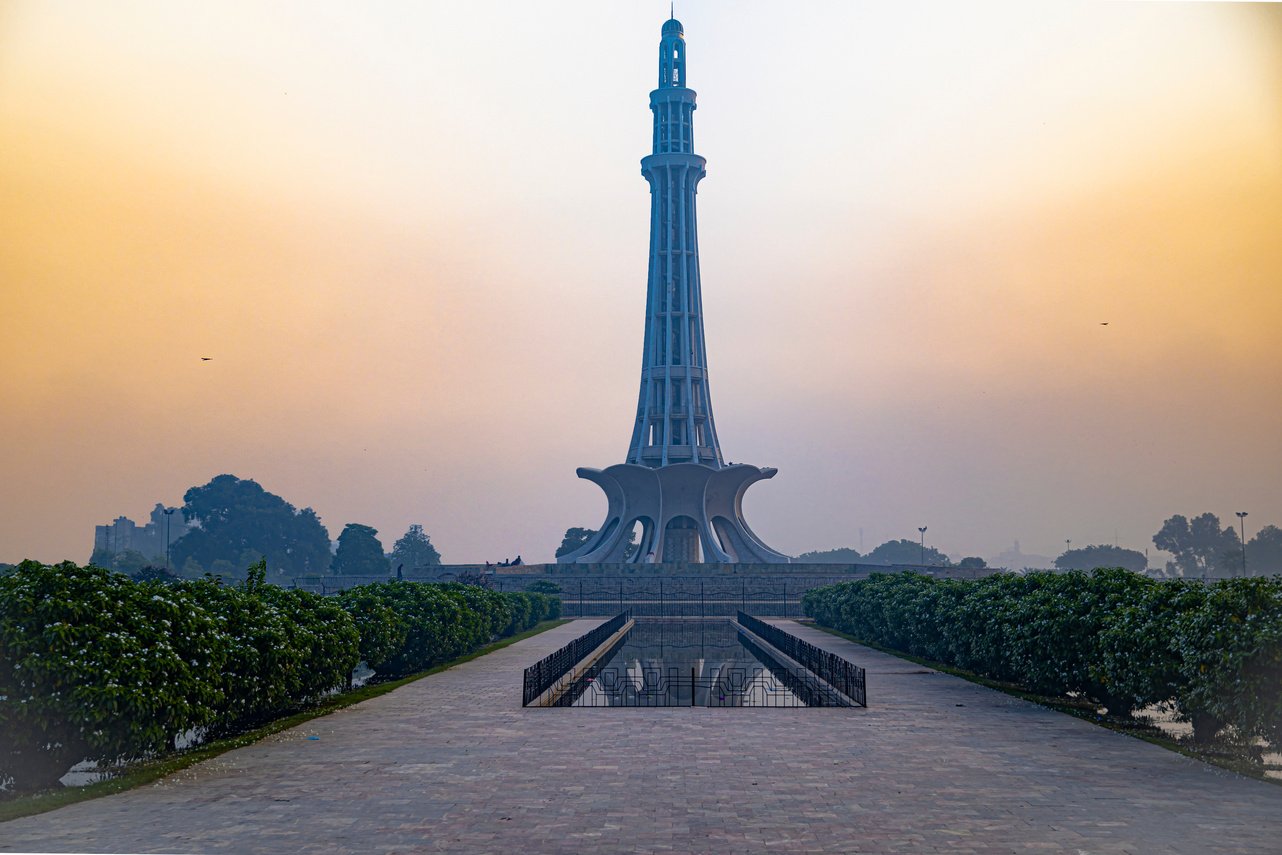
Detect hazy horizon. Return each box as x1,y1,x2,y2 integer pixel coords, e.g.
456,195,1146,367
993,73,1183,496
3,1,1280,567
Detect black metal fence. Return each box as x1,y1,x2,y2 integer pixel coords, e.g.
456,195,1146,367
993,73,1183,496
558,578,824,618
737,611,867,707
522,611,631,706
541,618,854,708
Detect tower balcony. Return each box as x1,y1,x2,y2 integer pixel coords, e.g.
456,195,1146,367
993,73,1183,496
650,87,697,107
635,444,720,464
640,366,707,380
641,408,707,420
641,153,706,176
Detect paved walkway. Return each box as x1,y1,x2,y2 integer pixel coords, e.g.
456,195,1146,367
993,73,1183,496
3,620,1280,853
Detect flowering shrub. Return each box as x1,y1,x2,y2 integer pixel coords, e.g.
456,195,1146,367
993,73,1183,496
1095,579,1208,728
503,591,559,635
334,584,407,668
1170,577,1282,748
0,562,561,793
1002,568,1151,710
803,570,1282,755
1,562,228,791
334,584,560,676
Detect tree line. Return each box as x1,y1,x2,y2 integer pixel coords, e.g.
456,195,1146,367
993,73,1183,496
796,541,959,566
792,512,1282,577
77,485,1280,579
87,475,442,581
1154,513,1281,578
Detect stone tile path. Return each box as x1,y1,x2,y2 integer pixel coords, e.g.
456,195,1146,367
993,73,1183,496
3,619,1280,853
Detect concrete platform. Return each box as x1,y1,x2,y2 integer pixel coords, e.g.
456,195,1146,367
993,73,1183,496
3,619,1279,853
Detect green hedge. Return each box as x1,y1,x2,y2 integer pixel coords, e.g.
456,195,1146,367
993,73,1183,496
500,590,559,638
0,561,560,793
178,566,360,739
803,570,1282,753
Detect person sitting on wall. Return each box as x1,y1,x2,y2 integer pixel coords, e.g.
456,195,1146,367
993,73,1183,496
512,555,523,566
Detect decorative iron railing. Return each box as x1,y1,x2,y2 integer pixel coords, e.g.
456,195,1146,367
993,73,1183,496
562,660,848,707
522,611,631,706
737,611,867,707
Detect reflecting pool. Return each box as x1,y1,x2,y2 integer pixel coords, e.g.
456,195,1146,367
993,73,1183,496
565,619,847,707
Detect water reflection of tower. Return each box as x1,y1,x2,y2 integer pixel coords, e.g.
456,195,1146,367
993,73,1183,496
559,17,789,565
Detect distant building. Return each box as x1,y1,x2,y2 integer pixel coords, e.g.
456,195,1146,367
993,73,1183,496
93,503,189,562
988,540,1055,571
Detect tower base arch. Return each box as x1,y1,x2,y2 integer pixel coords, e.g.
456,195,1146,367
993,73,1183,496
558,463,790,564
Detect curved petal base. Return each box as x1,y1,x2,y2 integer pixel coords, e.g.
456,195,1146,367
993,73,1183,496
557,463,790,564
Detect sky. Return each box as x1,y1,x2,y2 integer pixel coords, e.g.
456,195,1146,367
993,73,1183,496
2,1,1280,567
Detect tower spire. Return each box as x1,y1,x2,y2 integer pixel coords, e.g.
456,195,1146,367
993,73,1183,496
657,15,686,90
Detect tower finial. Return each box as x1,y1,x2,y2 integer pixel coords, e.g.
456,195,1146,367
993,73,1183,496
670,3,674,20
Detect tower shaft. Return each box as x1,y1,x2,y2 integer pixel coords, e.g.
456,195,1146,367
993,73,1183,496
627,19,722,469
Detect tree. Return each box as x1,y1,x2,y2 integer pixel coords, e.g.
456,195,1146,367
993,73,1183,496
169,475,332,579
1054,544,1146,573
865,539,950,566
555,526,637,559
1153,513,1240,578
109,549,150,576
389,524,441,571
1247,525,1282,576
209,559,238,580
526,579,562,594
131,565,179,584
179,557,205,578
556,527,596,558
332,524,389,576
795,547,862,564
957,556,988,569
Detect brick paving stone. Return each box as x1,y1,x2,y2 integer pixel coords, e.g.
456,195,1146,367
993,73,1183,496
2,619,1281,853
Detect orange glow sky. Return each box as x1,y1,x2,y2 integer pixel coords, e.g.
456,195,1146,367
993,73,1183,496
2,1,1280,566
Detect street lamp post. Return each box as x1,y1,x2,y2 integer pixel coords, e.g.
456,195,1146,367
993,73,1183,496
163,507,175,572
1236,512,1249,577
918,526,928,566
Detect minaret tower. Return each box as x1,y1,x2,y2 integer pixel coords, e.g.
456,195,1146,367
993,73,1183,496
560,17,789,565
627,16,722,469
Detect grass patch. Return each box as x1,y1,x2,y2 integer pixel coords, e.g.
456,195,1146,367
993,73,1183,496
810,622,1282,786
0,619,569,823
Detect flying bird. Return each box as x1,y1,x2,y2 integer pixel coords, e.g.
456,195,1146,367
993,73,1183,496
201,357,213,361
1099,322,1109,326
